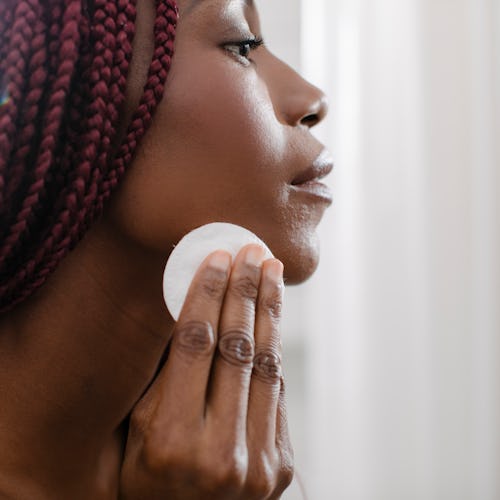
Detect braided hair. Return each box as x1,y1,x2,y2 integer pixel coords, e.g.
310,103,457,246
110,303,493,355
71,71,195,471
0,0,178,313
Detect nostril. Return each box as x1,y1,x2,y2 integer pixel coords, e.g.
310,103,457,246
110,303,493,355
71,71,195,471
298,94,328,128
300,113,320,128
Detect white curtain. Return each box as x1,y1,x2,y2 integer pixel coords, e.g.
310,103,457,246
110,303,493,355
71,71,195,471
293,0,500,498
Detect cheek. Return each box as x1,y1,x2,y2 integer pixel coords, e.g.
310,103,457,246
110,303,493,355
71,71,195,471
107,55,322,282
160,63,288,196
109,60,288,248
164,59,287,175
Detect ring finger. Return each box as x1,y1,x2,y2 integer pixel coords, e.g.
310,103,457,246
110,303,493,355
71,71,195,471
206,244,266,442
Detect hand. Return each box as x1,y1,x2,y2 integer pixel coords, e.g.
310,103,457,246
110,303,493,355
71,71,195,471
119,244,294,499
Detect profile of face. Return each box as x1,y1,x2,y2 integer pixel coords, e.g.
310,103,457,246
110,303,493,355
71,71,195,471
107,0,330,285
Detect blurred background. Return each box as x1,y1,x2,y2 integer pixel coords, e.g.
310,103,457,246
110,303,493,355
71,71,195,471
256,0,500,498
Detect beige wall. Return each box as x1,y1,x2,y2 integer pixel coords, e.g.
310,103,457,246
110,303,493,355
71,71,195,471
256,0,302,73
260,0,500,498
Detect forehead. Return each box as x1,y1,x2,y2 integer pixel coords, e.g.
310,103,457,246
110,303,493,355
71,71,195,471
186,0,254,6
181,0,254,14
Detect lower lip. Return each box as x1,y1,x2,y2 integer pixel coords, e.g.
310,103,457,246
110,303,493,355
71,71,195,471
291,181,333,204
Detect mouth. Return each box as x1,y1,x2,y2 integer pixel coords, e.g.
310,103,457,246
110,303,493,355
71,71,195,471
290,149,334,204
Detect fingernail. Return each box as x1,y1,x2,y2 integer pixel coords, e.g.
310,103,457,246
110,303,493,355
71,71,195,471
265,259,284,283
245,245,266,267
209,251,231,271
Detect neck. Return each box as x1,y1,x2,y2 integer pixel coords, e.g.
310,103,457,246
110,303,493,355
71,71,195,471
0,217,175,498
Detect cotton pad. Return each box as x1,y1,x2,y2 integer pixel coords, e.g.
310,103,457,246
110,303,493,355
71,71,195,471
163,222,274,320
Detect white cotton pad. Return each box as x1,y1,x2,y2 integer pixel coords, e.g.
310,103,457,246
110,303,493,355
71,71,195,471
163,222,274,320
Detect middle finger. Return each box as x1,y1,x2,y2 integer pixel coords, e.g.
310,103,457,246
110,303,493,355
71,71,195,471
206,244,266,440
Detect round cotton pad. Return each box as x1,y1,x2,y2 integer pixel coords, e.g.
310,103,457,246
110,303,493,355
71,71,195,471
163,222,274,320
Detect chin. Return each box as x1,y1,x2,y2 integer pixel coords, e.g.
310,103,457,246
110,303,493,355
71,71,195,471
279,234,321,285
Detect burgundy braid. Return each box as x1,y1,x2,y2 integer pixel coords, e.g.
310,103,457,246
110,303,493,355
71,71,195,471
0,2,35,204
0,0,178,313
1,0,91,287
0,1,13,206
97,0,177,209
1,0,48,222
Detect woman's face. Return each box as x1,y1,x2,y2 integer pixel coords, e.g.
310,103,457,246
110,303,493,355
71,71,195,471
109,0,331,284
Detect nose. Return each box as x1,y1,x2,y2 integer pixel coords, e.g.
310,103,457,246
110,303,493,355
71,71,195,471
298,92,329,128
269,57,329,129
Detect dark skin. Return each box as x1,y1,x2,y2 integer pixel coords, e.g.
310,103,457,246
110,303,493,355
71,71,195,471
0,0,329,498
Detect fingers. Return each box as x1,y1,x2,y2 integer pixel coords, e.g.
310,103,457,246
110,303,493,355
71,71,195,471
154,250,232,425
206,244,266,440
247,259,284,448
244,259,290,499
122,245,295,499
270,377,295,499
247,377,295,500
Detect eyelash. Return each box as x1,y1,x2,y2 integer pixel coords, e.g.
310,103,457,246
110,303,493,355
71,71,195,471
223,36,264,62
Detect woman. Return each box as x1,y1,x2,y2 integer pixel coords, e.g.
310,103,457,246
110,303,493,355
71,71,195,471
0,0,331,497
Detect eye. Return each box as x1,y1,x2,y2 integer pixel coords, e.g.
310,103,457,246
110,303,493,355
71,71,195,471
223,36,264,63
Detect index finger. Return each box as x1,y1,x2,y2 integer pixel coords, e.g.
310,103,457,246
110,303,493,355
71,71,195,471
154,250,232,425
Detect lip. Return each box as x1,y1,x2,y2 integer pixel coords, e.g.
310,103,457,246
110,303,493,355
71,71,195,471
290,149,334,204
290,180,333,204
291,149,334,185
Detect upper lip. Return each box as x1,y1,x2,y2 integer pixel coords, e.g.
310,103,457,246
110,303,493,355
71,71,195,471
291,149,334,185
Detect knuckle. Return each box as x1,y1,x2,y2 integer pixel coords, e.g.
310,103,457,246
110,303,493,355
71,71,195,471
277,448,295,492
232,272,260,300
246,457,275,498
279,463,295,491
216,466,246,493
128,403,150,435
253,350,282,383
141,432,191,476
200,266,229,298
247,477,274,499
218,330,255,366
140,433,169,472
174,320,215,357
260,287,283,319
200,452,247,493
